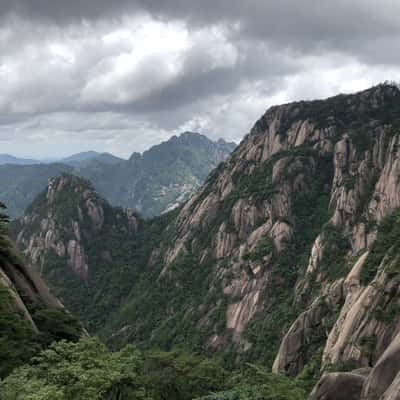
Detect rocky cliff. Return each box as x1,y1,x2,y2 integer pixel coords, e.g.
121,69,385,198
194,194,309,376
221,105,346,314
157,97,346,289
104,83,400,397
13,83,400,398
0,202,83,378
12,173,173,332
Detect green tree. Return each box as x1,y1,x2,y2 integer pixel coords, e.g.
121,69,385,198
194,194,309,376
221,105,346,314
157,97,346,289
0,288,40,378
142,350,227,400
0,338,148,400
197,364,307,400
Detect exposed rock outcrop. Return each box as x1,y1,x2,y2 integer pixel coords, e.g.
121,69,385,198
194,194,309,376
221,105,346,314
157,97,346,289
312,328,400,400
14,174,138,280
361,330,400,400
12,174,142,330
93,83,400,375
13,84,400,400
310,371,367,400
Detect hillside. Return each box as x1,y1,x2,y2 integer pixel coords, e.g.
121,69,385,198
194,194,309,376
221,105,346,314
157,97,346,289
0,202,83,378
0,132,235,218
91,132,236,216
12,174,175,331
13,83,400,399
9,177,313,400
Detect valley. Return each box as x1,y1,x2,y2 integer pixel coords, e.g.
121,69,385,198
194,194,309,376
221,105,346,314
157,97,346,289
2,83,400,399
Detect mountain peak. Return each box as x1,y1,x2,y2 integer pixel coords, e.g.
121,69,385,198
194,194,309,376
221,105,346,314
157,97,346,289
25,173,105,234
163,131,209,145
60,151,124,166
61,151,100,162
16,173,139,283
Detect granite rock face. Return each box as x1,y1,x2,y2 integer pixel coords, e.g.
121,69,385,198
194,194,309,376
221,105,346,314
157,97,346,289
14,84,400,398
310,371,367,400
145,84,400,363
150,84,400,396
12,174,141,329
0,257,63,333
14,174,138,281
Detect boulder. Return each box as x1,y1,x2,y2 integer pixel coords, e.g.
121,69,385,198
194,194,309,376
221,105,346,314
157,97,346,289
311,372,366,400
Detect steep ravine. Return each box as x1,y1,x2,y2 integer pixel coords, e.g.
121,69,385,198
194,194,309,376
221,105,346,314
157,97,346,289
13,83,400,399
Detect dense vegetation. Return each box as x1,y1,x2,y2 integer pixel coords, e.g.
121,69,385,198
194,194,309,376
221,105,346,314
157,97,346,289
360,208,400,285
2,169,321,399
2,193,313,400
6,84,400,399
11,150,335,373
101,147,335,374
0,203,82,379
12,176,181,333
270,82,400,140
0,337,313,400
241,152,334,367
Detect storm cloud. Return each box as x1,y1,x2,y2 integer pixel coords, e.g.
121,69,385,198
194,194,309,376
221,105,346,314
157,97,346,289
0,1,400,157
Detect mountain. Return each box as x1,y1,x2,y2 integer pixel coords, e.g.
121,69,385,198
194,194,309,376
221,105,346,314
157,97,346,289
11,174,170,331
0,163,74,219
60,151,101,164
83,131,237,216
0,154,40,165
0,151,123,166
0,202,83,378
6,181,308,399
0,132,236,218
60,151,124,166
13,83,400,399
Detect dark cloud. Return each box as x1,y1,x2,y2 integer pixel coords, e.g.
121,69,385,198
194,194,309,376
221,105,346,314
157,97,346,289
0,1,399,157
3,1,399,42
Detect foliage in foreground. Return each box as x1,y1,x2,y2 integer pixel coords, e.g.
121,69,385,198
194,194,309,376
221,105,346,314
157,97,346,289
197,364,307,400
0,337,313,400
0,338,146,400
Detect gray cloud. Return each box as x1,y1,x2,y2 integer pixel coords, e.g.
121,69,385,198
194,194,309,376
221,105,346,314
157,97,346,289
3,1,399,43
0,1,399,157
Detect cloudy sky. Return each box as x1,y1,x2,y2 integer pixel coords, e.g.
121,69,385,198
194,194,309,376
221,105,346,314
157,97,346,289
1,1,400,158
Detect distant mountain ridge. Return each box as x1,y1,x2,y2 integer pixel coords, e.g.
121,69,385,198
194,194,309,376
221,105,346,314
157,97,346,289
0,132,236,218
60,151,124,166
0,154,40,165
0,151,123,166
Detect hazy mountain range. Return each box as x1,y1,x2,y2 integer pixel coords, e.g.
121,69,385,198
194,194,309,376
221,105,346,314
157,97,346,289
0,150,125,166
0,132,236,218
